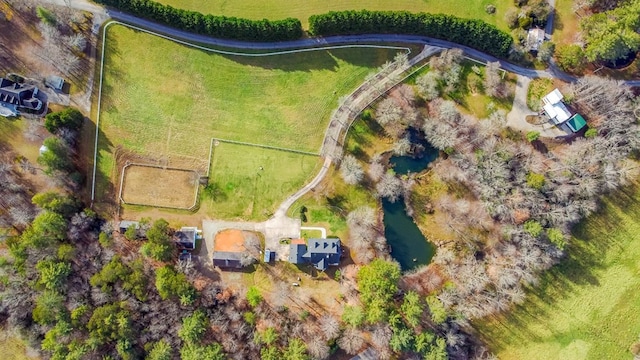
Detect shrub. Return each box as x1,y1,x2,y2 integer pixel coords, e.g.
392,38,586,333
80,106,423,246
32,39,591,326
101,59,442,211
146,340,172,360
526,172,545,189
308,10,512,58
246,286,262,307
124,224,137,241
526,131,540,142
180,344,225,360
585,127,598,138
243,311,256,326
485,4,497,14
523,220,543,237
547,228,566,250
99,232,112,248
36,6,56,26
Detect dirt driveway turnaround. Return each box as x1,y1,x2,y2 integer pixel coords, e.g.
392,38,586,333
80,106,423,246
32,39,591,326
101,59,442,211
200,215,301,265
507,75,568,138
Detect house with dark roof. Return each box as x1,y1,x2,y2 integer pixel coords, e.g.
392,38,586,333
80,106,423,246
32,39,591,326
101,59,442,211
289,238,342,271
0,78,43,111
174,226,200,250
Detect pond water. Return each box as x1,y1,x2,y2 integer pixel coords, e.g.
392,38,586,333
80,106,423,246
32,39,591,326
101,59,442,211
383,144,438,271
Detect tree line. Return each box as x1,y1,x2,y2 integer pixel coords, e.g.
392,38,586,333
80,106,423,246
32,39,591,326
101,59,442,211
93,0,513,57
93,0,303,41
308,10,513,58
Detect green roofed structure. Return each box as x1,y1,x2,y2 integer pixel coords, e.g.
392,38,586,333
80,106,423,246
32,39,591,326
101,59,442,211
567,114,587,133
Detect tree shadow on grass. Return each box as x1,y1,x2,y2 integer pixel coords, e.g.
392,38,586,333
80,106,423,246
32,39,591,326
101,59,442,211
204,48,341,72
81,113,115,206
473,185,640,352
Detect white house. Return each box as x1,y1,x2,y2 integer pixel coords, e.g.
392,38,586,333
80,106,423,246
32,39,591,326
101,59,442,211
542,88,572,125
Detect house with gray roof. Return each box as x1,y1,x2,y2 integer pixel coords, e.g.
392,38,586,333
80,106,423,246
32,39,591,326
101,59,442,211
174,226,200,250
0,77,43,111
289,238,342,271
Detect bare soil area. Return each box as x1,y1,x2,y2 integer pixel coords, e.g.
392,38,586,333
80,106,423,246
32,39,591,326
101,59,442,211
120,165,198,209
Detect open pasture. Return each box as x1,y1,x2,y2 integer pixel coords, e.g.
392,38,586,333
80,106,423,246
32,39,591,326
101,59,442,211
156,0,513,30
201,142,321,220
95,24,400,215
475,185,640,360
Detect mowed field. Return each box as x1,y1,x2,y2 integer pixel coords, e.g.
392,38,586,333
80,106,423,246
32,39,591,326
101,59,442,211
475,184,640,359
97,24,400,215
201,142,320,220
157,0,512,30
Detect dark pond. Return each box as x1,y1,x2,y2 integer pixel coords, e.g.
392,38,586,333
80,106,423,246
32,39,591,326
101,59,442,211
383,144,438,271
389,143,439,175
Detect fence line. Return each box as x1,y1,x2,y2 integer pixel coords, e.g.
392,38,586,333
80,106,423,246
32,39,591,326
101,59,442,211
118,162,200,211
212,138,321,157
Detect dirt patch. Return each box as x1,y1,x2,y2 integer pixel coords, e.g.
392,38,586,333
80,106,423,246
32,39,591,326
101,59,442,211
214,229,247,252
120,164,198,209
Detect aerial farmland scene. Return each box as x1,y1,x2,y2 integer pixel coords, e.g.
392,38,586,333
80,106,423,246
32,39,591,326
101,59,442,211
0,0,639,359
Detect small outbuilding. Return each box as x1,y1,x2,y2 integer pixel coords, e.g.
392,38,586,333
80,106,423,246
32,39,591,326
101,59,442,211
39,145,48,156
567,113,587,133
45,75,65,91
263,249,274,263
526,27,546,52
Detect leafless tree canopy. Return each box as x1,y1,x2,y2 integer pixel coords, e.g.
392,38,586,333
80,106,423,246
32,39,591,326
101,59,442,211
339,154,365,185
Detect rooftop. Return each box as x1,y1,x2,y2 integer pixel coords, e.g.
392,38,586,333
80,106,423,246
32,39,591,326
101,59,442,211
567,113,587,133
542,88,573,124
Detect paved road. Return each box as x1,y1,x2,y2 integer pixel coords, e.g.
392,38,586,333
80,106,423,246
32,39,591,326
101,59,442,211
42,0,640,87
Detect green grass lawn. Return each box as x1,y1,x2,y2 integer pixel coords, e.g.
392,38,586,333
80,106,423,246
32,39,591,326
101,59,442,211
475,184,640,360
200,142,320,220
553,0,580,45
156,0,512,30
96,24,400,213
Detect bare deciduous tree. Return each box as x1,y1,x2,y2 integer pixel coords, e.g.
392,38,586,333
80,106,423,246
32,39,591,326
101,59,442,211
416,71,440,101
339,154,364,185
318,315,340,341
376,173,403,203
337,327,364,355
